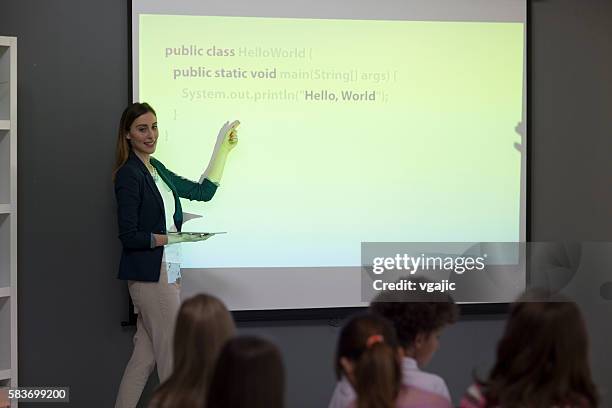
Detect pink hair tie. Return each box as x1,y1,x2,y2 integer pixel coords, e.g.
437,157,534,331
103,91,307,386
366,334,384,348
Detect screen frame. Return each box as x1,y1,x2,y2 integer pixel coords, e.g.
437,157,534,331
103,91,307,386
126,0,529,321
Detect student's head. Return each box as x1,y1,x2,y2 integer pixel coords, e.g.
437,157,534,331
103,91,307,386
113,102,157,180
172,294,236,379
335,313,401,408
151,294,235,408
207,336,285,408
369,277,458,367
484,290,598,407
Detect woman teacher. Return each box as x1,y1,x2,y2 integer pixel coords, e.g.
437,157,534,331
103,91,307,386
112,102,238,408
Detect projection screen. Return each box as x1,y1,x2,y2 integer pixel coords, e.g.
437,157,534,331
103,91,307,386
131,0,527,311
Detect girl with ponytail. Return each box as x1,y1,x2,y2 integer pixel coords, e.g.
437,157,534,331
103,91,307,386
336,314,451,408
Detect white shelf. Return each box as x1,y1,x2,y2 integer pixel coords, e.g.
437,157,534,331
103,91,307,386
0,35,17,396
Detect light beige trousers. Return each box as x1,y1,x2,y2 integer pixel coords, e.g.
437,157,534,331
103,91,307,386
115,265,181,408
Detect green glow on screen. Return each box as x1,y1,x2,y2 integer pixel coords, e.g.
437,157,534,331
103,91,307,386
138,15,524,268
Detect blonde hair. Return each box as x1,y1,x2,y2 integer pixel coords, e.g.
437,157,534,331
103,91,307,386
151,294,236,408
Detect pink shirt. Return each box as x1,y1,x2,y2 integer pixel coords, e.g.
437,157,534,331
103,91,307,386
347,385,453,408
459,383,592,408
328,357,452,408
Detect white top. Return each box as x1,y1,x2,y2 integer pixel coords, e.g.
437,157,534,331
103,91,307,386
153,172,182,265
327,357,451,408
401,357,451,401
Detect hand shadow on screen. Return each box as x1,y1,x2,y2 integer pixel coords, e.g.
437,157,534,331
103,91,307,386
448,242,582,302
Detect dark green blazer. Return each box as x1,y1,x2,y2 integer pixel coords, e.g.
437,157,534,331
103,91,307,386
115,150,218,281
